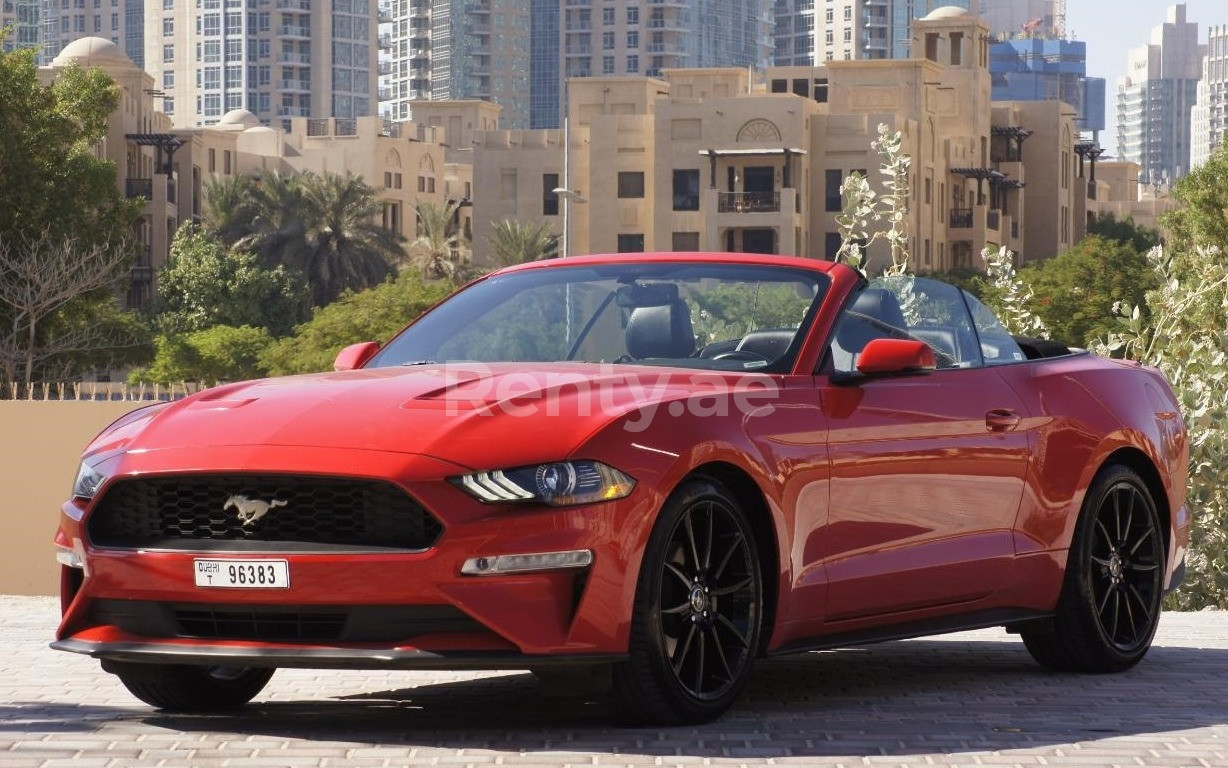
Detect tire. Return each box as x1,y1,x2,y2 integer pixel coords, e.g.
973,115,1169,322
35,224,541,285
104,661,274,711
1022,464,1164,673
612,477,763,724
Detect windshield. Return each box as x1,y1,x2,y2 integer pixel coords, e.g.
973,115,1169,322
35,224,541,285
368,262,830,373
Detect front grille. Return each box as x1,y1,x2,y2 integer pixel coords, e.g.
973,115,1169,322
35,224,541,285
90,600,484,643
174,606,348,641
87,474,442,552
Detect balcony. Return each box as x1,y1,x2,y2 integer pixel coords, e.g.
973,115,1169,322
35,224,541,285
278,24,311,37
125,178,153,199
277,0,311,8
986,209,1000,231
280,79,311,91
378,33,392,49
717,191,781,214
280,51,311,64
950,207,974,229
279,105,310,117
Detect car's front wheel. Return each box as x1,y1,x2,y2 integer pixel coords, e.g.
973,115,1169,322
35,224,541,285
1022,464,1164,673
613,477,763,724
104,661,274,711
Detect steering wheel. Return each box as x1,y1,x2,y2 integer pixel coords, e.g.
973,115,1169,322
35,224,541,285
712,349,771,364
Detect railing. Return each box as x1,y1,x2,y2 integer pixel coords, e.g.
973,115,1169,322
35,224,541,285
125,178,153,199
1,381,206,402
950,207,974,229
335,118,357,136
717,191,780,213
278,25,311,36
280,51,310,64
306,118,330,136
280,79,311,91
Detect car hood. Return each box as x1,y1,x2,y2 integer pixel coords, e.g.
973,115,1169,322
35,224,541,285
90,363,765,470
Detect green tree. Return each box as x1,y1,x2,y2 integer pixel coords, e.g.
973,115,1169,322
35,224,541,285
209,170,401,307
408,200,470,281
486,219,558,267
261,272,451,376
1020,234,1157,347
1099,141,1228,609
131,325,274,385
1087,212,1161,252
299,172,400,305
0,39,147,386
153,224,309,336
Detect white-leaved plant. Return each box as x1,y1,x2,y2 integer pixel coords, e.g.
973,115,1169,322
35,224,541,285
836,123,912,277
981,245,1049,337
1095,244,1228,609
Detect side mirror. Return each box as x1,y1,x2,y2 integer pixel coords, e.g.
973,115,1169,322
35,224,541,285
856,338,936,376
333,341,380,371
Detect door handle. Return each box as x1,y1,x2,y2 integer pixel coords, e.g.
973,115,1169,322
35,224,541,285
986,408,1021,432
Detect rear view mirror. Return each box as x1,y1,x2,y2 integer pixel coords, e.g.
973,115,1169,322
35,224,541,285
616,282,679,308
333,341,380,371
856,338,936,376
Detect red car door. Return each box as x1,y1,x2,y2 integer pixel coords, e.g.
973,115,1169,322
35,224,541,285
814,279,1031,623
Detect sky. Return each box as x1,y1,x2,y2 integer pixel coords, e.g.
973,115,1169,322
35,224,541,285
1064,0,1226,157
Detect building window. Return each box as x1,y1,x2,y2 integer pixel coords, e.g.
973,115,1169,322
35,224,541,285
672,232,700,251
626,54,638,73
618,171,645,198
223,150,231,174
603,55,615,74
162,17,173,35
825,169,843,211
603,7,614,25
603,31,614,50
162,43,174,62
815,78,828,102
626,31,638,48
543,173,559,216
770,78,787,93
824,232,842,260
626,6,638,25
672,169,699,211
618,234,645,252
163,71,174,89
950,32,963,66
208,148,216,172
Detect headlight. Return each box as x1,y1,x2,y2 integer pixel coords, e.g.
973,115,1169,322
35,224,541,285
453,460,636,507
72,460,106,500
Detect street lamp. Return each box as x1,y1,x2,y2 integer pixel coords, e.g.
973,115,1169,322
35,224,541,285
551,186,587,258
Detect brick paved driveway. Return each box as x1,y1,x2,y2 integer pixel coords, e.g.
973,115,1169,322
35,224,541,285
3,595,1226,767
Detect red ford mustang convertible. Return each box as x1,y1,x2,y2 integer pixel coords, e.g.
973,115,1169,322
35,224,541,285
52,253,1190,723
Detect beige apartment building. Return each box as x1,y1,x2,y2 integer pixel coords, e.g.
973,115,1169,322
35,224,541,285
470,6,1084,272
41,36,457,309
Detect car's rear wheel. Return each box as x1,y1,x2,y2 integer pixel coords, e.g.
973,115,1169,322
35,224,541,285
1022,464,1164,673
105,661,274,711
613,477,763,724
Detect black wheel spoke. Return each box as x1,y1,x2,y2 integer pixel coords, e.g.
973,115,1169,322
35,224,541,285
1121,588,1138,643
708,625,734,682
672,622,698,673
1094,519,1114,550
1125,561,1158,573
684,513,701,572
1128,527,1156,557
716,613,751,649
712,576,753,597
1121,490,1135,545
663,562,691,591
713,532,744,580
1091,555,1112,569
662,601,691,615
1096,581,1114,617
693,629,706,692
703,502,715,570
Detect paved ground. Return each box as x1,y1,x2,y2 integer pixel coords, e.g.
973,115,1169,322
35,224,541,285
3,596,1227,767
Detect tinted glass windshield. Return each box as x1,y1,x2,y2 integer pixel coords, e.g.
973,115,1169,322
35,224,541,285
369,262,829,373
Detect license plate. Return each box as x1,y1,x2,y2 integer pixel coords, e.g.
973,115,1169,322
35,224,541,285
194,559,290,589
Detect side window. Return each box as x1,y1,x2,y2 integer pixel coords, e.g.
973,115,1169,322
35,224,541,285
824,277,983,374
963,290,1028,363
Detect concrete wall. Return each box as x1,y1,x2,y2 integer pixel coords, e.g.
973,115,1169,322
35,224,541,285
1,402,142,596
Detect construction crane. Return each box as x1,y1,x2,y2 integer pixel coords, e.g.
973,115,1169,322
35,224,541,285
1021,17,1043,37
1053,0,1066,38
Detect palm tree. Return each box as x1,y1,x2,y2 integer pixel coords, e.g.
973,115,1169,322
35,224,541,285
231,170,312,273
486,219,559,267
408,200,470,281
299,172,401,306
202,175,258,247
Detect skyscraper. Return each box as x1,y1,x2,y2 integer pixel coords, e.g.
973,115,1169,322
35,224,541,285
38,0,142,67
889,0,970,59
773,0,815,66
1117,4,1204,186
989,39,1105,140
1,1,42,54
147,0,379,130
1191,25,1228,170
429,0,531,129
381,0,433,123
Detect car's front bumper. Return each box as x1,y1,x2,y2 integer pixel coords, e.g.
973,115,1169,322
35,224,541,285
53,444,665,664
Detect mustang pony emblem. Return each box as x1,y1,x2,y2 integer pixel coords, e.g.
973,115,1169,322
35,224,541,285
223,495,287,527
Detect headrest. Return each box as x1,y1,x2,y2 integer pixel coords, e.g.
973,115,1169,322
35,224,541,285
625,299,696,359
836,287,908,353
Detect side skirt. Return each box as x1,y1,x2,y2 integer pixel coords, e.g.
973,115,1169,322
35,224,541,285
768,608,1054,656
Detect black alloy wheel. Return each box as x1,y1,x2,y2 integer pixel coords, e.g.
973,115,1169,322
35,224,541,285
613,477,763,724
